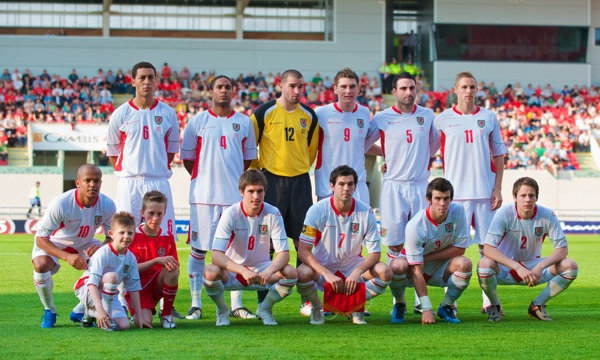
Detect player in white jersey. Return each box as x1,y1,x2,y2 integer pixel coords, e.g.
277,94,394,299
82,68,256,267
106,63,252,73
365,72,438,319
107,61,179,232
389,178,472,324
180,75,257,321
74,212,151,331
477,177,578,322
203,170,297,326
433,71,506,312
314,67,381,203
32,164,116,328
296,165,391,325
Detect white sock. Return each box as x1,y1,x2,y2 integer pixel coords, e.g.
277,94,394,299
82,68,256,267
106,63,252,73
261,279,296,310
72,302,84,314
117,282,127,307
477,268,500,305
230,290,243,310
102,283,119,317
389,274,407,304
366,278,390,300
188,250,205,309
34,271,55,313
296,281,322,309
204,279,227,312
534,269,578,305
442,271,471,306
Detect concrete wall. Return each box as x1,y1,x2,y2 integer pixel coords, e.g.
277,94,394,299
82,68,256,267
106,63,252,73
2,167,599,220
0,0,384,82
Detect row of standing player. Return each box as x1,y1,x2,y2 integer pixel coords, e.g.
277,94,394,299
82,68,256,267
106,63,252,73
32,62,578,328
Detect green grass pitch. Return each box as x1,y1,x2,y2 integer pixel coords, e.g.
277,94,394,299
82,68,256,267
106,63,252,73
1,234,598,359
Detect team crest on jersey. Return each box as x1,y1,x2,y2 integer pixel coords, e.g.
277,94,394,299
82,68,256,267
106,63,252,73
158,247,166,256
381,228,388,237
260,225,268,235
445,223,453,232
351,223,359,233
94,216,102,226
155,116,163,125
535,227,543,236
417,117,424,125
300,118,307,128
123,265,129,273
357,118,364,128
232,123,241,132
191,231,198,241
477,119,485,128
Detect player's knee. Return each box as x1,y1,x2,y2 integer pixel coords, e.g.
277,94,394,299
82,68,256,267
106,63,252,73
455,256,472,272
477,256,497,270
164,267,180,281
390,257,408,275
296,264,316,282
32,256,54,273
281,264,298,280
102,272,119,284
560,258,578,271
375,262,393,282
203,264,222,281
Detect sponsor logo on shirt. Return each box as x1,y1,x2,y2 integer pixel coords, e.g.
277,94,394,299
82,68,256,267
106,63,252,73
534,227,543,236
155,116,163,125
445,223,453,232
260,224,268,235
417,117,424,125
94,216,102,226
357,118,364,128
300,118,307,128
477,119,485,128
232,123,241,132
351,223,359,233
158,247,166,256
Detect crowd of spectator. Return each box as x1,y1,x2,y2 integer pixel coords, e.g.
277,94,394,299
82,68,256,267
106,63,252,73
1,64,598,173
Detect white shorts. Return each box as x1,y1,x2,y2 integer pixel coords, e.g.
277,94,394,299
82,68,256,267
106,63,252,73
317,180,370,205
455,199,495,246
189,204,229,251
32,238,103,275
116,176,175,234
379,179,428,246
315,256,365,291
74,282,128,319
408,259,452,288
495,257,554,285
222,261,275,291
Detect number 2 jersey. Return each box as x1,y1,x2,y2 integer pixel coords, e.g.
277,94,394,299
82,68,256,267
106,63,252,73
404,203,470,265
180,109,257,205
485,204,567,262
433,106,506,200
35,189,115,248
107,99,180,179
212,202,288,268
300,197,380,269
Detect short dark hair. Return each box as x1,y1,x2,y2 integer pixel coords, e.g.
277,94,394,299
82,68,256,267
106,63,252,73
512,177,539,199
426,178,454,201
330,165,358,185
142,190,168,211
210,75,232,90
392,72,416,89
239,169,268,192
132,62,157,79
281,69,303,83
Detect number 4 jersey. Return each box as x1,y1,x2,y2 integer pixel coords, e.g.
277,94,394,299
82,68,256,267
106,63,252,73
35,189,116,247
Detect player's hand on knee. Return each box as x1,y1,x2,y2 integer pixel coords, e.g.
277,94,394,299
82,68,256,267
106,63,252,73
324,273,344,293
243,269,260,285
159,256,179,271
83,244,100,258
422,310,435,325
96,310,110,329
66,254,88,270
